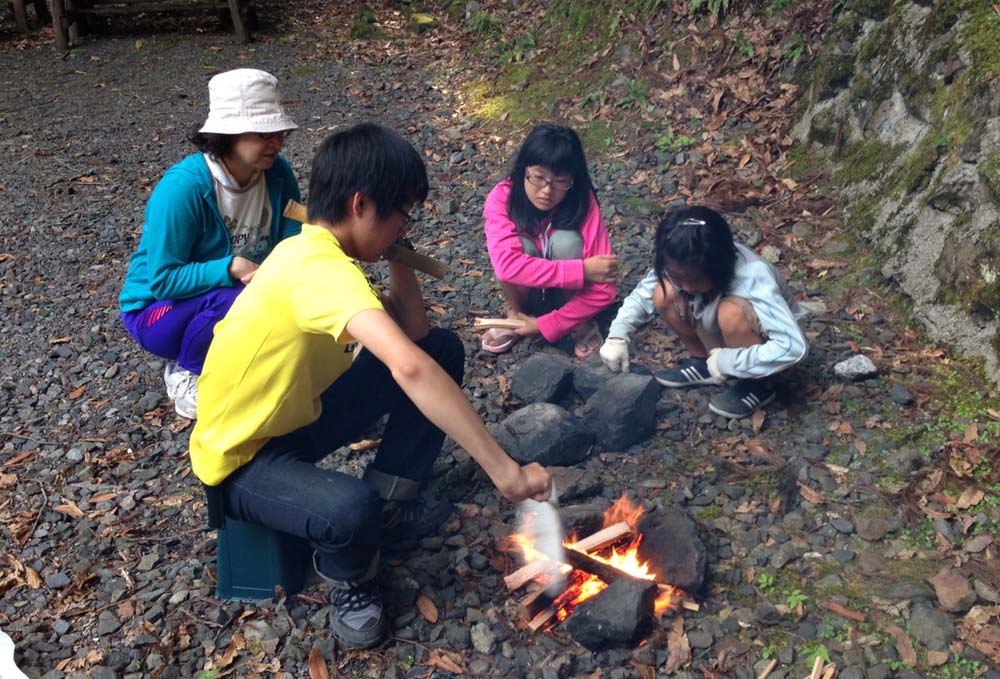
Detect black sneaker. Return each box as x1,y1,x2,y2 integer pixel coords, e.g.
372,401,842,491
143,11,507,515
382,497,454,550
708,379,776,419
654,357,722,388
328,578,387,649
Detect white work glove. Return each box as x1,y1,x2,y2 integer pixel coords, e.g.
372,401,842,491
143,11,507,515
706,348,728,382
599,337,630,373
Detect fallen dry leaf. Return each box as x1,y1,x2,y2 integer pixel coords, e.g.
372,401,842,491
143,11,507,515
798,483,825,504
663,616,690,673
417,593,439,623
54,502,85,518
751,409,766,433
956,487,985,510
883,622,917,668
88,492,118,504
68,385,87,400
820,600,865,622
25,567,42,589
308,646,330,679
427,648,465,674
964,423,979,444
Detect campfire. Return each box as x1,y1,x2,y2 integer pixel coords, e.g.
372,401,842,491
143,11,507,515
505,495,698,647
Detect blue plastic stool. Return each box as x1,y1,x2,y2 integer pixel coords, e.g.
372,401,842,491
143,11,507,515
215,519,310,601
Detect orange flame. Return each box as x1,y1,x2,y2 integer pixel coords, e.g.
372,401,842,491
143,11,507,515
603,493,646,529
510,495,679,622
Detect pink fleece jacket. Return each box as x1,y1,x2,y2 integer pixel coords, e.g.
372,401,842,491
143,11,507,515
483,179,617,342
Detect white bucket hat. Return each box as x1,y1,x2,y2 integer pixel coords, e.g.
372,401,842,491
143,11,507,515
199,69,298,135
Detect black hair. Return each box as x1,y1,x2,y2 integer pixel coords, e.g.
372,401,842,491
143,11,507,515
307,123,429,224
506,124,595,235
654,205,738,296
187,126,236,158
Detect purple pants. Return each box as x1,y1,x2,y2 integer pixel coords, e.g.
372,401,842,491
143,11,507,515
121,286,243,374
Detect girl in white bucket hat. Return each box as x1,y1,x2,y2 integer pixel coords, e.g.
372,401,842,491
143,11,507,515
119,68,301,420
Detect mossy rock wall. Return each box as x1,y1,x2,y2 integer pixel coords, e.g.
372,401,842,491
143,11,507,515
793,0,1000,382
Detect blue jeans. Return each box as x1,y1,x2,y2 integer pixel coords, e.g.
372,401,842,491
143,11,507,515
218,328,465,581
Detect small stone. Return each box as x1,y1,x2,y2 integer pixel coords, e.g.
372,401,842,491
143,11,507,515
137,553,159,571
909,603,956,651
686,630,713,649
753,601,781,625
928,567,977,612
834,355,878,381
65,448,84,463
830,518,854,534
833,549,856,563
760,245,781,263
45,572,72,589
889,384,913,405
96,610,123,636
974,578,1000,603
470,621,495,654
854,514,893,541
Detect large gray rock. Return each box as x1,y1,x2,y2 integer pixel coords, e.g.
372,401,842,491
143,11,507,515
565,576,657,650
511,353,576,404
492,403,594,466
573,355,615,400
581,373,660,450
635,508,708,593
909,602,956,651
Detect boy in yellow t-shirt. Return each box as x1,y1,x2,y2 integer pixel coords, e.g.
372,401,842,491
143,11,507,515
189,123,551,649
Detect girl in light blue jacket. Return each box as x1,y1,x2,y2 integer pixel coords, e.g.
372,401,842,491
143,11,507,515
599,206,807,419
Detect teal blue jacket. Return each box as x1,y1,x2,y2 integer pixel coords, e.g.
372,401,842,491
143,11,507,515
119,153,301,312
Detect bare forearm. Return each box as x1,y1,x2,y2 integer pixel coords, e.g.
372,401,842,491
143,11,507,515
384,260,429,340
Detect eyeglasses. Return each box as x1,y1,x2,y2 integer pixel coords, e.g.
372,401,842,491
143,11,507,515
254,130,290,142
395,207,416,229
525,172,574,192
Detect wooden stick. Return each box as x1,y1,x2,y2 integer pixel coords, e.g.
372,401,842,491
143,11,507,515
808,656,824,679
820,666,837,679
283,200,449,280
755,658,777,679
519,584,554,620
504,522,632,591
563,547,646,586
681,599,700,612
473,318,526,330
527,606,559,632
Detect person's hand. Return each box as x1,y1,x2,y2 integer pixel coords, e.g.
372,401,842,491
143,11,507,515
229,256,258,283
706,348,728,382
496,462,551,503
583,254,618,284
513,312,540,337
599,337,629,372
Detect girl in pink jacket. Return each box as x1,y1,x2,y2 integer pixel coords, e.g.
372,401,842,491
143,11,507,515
481,124,617,357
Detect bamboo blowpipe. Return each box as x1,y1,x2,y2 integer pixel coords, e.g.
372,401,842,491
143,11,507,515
283,200,449,280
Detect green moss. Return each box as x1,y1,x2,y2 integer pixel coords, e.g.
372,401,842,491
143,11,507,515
966,0,1000,80
811,52,855,100
919,0,962,38
898,133,942,194
849,0,892,20
786,141,826,179
834,140,897,184
410,12,438,32
981,155,1000,204
349,3,377,39
849,72,890,110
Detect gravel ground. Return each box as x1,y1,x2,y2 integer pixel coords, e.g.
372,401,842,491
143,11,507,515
1,4,998,679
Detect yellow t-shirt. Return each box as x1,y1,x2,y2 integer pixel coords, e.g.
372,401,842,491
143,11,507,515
189,223,383,486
